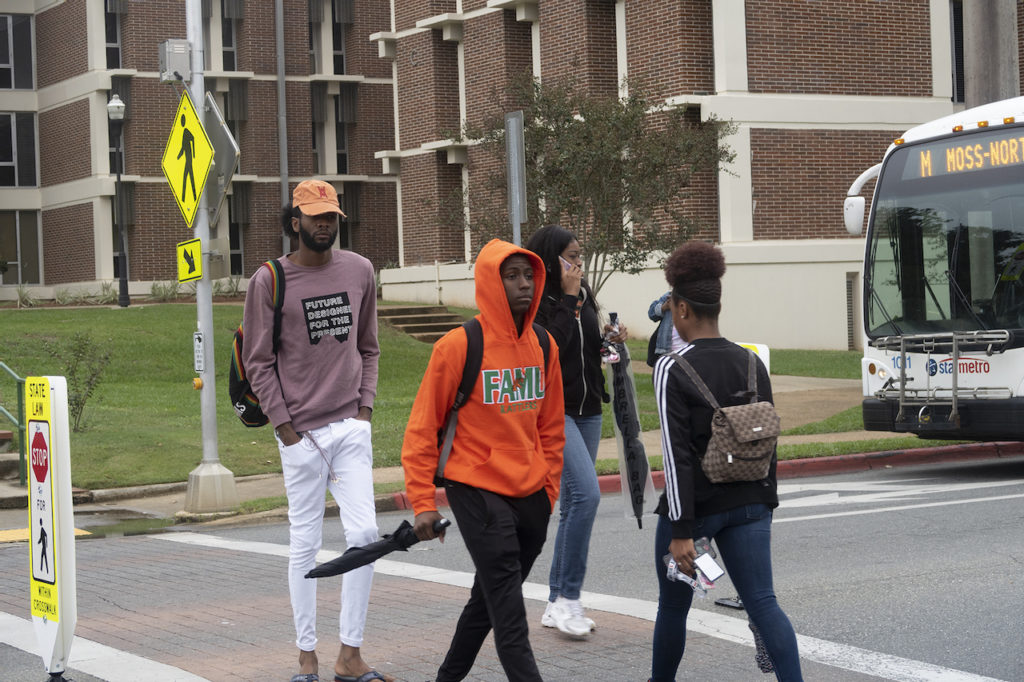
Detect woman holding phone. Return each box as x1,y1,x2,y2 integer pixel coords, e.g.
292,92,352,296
526,224,627,637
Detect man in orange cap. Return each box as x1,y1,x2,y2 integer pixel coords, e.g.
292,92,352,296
243,179,389,682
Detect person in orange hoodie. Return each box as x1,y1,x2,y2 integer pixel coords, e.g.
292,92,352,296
402,238,565,682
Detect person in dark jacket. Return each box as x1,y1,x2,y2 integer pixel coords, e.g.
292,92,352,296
526,225,627,637
650,241,802,681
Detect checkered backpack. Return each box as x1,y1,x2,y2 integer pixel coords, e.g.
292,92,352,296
668,350,779,483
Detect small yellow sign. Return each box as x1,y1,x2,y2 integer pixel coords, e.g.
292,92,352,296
161,91,214,228
177,238,203,283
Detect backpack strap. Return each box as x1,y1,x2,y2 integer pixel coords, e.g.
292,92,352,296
745,349,758,404
436,319,551,480
667,352,721,410
264,259,286,355
670,349,760,408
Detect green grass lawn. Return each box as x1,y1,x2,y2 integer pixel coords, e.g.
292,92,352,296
0,304,920,490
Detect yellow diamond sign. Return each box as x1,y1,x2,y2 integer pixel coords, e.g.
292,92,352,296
161,91,214,228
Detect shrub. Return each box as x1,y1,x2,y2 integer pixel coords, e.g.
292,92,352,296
41,332,112,433
149,281,180,302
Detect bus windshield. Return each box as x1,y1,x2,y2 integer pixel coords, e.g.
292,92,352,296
866,125,1024,338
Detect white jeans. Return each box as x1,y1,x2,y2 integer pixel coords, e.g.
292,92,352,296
277,418,379,651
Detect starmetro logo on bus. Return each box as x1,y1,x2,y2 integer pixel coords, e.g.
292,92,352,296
926,357,991,376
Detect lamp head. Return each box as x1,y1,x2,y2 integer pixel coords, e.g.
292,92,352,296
107,93,126,122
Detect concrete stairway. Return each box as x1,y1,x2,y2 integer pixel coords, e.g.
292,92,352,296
379,305,467,343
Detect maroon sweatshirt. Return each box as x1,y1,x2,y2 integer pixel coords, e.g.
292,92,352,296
242,250,379,432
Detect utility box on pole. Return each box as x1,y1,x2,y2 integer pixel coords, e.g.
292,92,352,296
158,39,191,84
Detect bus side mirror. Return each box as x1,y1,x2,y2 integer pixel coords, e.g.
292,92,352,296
844,196,865,235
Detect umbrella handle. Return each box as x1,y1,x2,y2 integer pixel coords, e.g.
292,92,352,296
433,518,451,533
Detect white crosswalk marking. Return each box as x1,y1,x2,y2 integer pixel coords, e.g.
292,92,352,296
158,533,1007,682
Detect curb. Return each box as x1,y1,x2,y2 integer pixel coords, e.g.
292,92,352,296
381,440,1024,512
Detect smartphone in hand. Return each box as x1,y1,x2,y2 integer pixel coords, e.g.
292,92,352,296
559,256,573,271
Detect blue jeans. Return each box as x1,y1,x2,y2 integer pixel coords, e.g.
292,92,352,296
547,413,602,601
651,505,803,681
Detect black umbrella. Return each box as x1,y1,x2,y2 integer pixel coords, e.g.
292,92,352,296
607,341,655,528
305,518,451,579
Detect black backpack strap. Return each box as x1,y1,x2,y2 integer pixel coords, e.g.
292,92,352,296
745,349,758,403
265,259,286,355
437,318,483,480
532,322,550,368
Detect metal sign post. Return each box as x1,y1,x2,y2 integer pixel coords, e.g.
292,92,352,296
26,376,76,680
505,111,528,245
180,0,238,513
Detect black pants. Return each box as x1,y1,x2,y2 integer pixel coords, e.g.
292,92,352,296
436,481,551,682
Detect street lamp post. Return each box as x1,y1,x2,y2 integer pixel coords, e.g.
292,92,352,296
107,93,131,307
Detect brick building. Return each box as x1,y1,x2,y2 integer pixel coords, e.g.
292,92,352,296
0,0,1011,349
1,0,397,301
376,0,988,350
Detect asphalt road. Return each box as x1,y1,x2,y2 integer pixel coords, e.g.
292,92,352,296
211,455,1024,681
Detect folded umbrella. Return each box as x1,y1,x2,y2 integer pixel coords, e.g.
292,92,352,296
305,518,450,579
607,342,656,529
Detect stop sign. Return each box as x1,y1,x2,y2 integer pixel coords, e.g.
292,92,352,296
31,430,48,483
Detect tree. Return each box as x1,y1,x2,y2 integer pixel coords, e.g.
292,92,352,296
455,75,736,293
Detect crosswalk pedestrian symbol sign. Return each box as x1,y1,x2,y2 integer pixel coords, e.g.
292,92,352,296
161,91,214,228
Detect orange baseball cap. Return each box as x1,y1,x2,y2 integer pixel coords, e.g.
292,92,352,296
293,179,346,217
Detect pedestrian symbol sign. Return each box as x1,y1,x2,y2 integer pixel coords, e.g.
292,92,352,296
161,91,214,228
177,238,203,283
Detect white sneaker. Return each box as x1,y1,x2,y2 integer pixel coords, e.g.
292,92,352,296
544,597,592,636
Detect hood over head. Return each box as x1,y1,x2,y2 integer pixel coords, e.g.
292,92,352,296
474,239,546,339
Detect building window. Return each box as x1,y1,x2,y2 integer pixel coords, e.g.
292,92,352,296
111,200,126,280
105,9,121,68
331,0,345,74
0,112,36,187
308,20,320,73
950,0,964,104
222,4,237,71
229,215,243,276
335,95,348,174
0,210,40,284
0,14,33,89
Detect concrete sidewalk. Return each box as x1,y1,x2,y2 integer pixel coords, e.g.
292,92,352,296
3,374,1024,682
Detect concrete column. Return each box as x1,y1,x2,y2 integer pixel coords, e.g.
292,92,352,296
964,0,1019,107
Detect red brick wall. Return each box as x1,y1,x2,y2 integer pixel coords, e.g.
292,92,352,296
348,0,392,79
395,30,459,149
395,1,457,32
239,80,286,176
463,10,533,130
41,204,95,284
348,82,394,176
351,182,399,266
539,0,617,98
750,128,894,240
120,1,185,72
400,153,463,264
39,101,91,186
129,183,194,281
123,78,182,177
35,0,88,87
625,0,714,102
746,0,932,96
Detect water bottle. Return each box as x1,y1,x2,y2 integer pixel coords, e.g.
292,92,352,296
601,312,621,364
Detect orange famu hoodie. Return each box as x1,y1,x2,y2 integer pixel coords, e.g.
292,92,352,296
402,239,565,515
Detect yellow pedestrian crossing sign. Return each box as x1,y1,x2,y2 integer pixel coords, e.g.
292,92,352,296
177,238,203,282
161,91,214,228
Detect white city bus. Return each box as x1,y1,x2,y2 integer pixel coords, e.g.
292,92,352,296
844,97,1024,440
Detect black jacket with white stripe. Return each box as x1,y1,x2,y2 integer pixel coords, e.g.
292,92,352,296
652,337,779,538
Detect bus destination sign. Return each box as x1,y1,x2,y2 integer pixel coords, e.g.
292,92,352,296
904,127,1024,180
